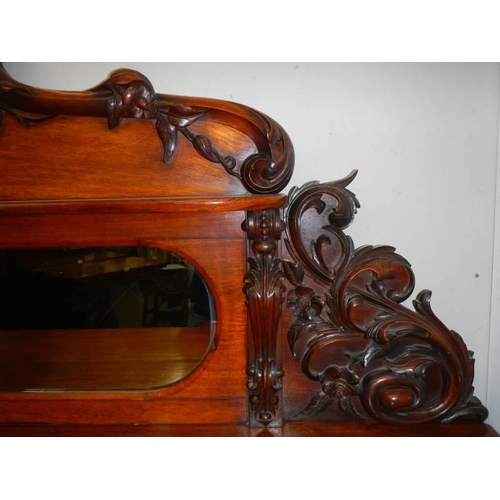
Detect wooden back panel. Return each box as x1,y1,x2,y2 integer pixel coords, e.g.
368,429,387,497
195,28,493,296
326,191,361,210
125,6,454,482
0,65,294,200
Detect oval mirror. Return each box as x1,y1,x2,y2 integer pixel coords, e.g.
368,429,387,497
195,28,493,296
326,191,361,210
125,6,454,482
0,246,216,390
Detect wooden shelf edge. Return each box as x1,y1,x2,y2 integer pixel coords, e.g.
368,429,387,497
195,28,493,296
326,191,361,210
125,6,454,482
0,421,497,437
0,195,288,216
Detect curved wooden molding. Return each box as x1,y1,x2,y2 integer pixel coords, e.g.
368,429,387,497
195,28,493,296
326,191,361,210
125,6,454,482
282,171,488,425
0,64,294,194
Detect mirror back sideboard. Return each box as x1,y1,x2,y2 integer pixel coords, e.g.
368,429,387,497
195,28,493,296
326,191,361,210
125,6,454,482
0,64,496,437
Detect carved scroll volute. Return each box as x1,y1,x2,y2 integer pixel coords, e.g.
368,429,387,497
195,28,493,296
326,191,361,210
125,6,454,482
242,209,286,426
0,64,294,194
282,171,488,424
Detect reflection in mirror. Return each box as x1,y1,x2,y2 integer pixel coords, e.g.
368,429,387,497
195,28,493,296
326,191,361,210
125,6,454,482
0,246,216,391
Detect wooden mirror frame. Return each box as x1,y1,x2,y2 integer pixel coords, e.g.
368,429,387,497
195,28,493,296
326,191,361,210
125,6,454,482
0,64,496,436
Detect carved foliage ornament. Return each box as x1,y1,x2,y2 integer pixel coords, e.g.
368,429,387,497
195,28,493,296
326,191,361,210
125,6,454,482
97,71,237,171
0,83,55,127
243,209,286,426
282,171,488,425
0,65,294,194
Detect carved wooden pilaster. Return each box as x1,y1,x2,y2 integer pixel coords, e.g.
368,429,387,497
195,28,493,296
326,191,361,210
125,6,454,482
282,171,488,425
242,209,286,426
0,64,294,194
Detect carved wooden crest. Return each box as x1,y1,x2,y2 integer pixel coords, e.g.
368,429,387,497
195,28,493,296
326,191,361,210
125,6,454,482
0,64,294,194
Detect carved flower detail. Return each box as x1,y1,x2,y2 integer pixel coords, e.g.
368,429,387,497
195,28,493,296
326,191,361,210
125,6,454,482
321,365,359,399
287,285,325,321
122,83,155,119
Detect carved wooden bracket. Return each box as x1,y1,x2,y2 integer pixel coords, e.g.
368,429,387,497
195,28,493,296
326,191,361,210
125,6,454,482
282,171,488,425
0,64,294,194
242,209,286,426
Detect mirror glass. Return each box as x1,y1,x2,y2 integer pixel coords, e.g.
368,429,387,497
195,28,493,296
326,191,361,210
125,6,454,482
0,246,215,390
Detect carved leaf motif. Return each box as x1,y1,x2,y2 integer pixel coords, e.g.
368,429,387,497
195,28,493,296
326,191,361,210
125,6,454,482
156,115,177,162
0,82,34,97
311,234,332,272
105,94,120,129
282,260,304,287
441,395,489,423
294,390,333,419
384,344,438,376
0,102,55,127
0,81,54,125
338,396,363,419
103,83,136,129
362,341,397,366
0,64,295,194
192,134,222,163
283,173,489,424
164,105,207,128
287,320,321,355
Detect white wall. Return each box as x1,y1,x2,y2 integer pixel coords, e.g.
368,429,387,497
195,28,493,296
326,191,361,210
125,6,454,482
488,107,500,431
5,62,499,430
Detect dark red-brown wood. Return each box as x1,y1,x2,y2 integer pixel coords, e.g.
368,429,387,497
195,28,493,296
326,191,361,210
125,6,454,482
0,420,497,437
0,325,212,390
0,64,294,196
0,64,495,436
0,64,294,428
281,172,488,425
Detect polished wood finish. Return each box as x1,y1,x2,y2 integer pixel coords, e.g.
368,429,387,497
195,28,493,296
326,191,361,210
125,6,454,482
0,65,294,196
0,421,497,437
0,64,495,436
0,325,212,390
243,208,286,426
0,234,253,425
281,171,488,424
0,65,293,427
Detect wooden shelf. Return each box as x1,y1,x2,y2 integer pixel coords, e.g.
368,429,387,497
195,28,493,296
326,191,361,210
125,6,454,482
0,325,212,390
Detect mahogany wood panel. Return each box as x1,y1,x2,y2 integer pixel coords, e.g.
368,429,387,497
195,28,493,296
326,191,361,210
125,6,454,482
0,115,252,199
0,236,250,425
0,398,246,426
0,211,249,248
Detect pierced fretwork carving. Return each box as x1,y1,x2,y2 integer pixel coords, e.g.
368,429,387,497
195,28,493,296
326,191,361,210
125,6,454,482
282,170,488,425
0,64,294,194
242,209,286,426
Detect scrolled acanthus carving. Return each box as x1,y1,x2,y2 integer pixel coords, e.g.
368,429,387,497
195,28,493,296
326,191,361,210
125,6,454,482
0,64,294,194
282,170,488,425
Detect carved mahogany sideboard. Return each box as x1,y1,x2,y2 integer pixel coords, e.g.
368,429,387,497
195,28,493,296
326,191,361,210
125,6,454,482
0,64,497,436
